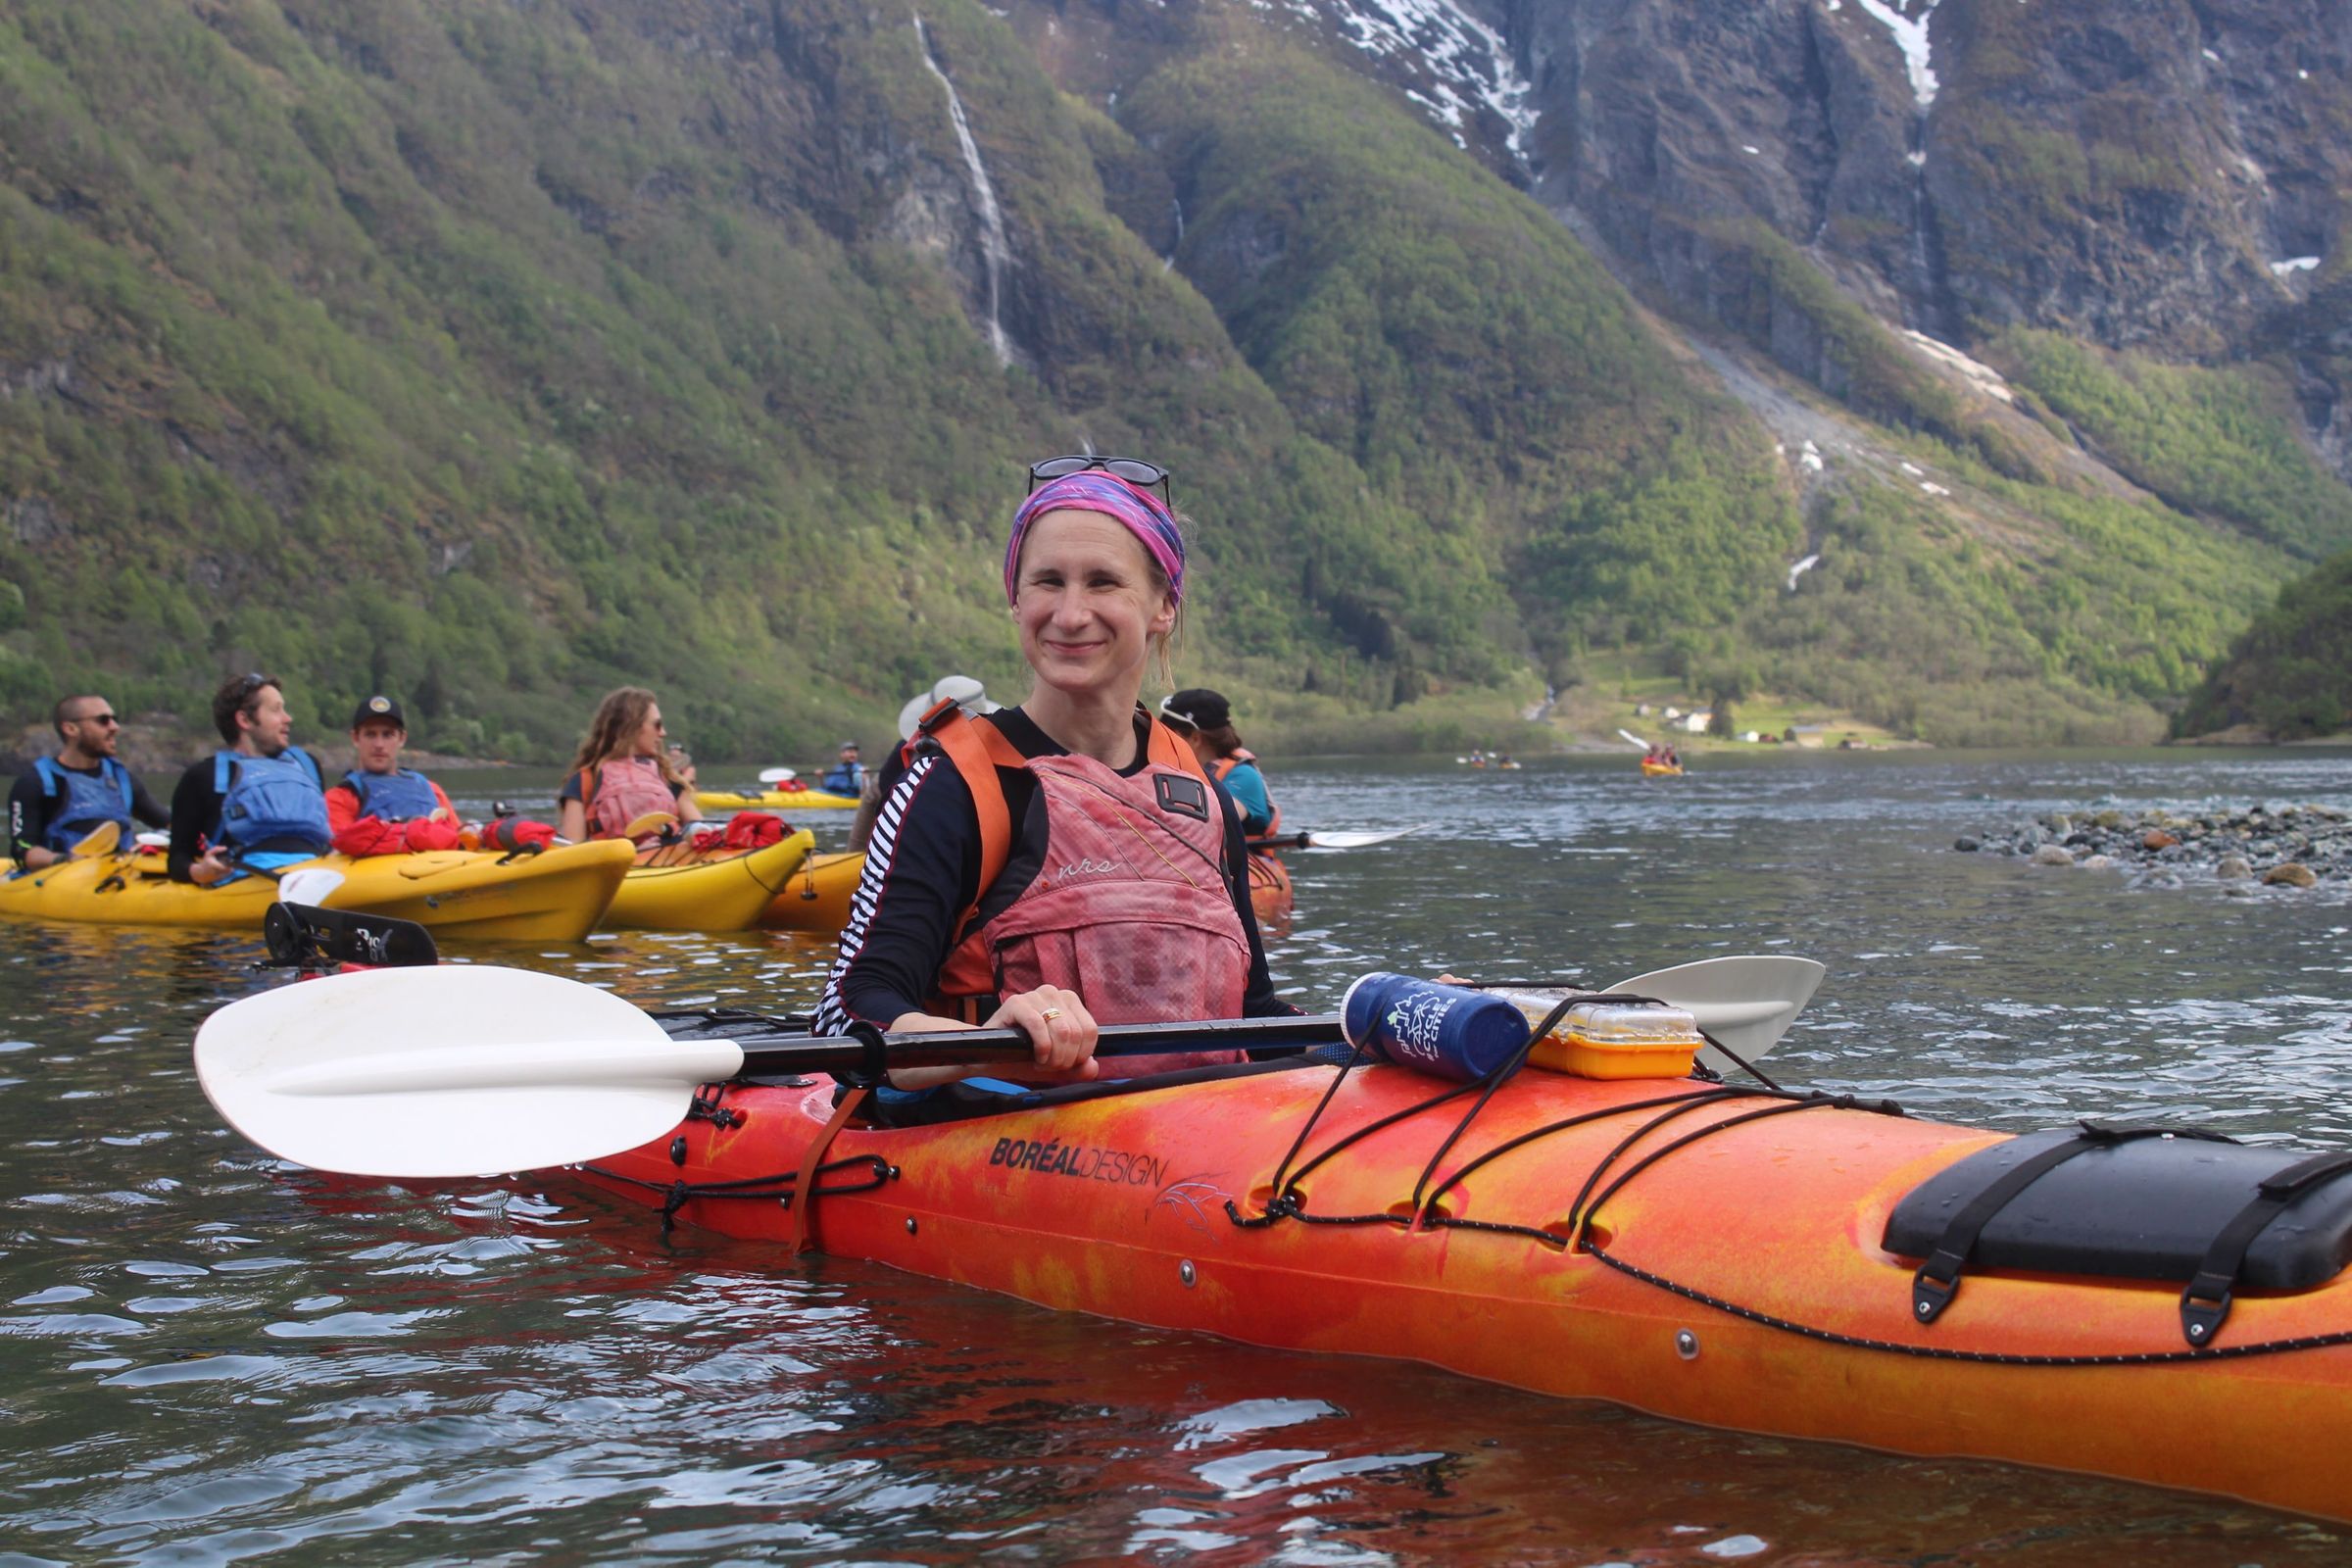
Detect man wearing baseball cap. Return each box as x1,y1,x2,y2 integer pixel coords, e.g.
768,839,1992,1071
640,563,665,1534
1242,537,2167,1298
324,694,457,841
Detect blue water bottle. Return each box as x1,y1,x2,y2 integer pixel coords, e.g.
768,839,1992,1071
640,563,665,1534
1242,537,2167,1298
1340,973,1533,1082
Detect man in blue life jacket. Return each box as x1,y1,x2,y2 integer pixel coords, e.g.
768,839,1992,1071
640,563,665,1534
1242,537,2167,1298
323,695,455,838
8,695,170,868
821,740,865,797
169,672,331,885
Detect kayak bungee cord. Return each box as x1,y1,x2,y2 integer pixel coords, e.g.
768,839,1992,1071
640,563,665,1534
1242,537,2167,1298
1224,1020,2352,1365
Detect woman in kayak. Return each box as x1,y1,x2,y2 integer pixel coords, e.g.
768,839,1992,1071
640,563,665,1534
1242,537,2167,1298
556,687,704,845
1158,687,1277,837
816,456,1294,1107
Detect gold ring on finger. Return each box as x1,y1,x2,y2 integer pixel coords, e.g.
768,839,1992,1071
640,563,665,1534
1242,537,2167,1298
1039,1007,1063,1021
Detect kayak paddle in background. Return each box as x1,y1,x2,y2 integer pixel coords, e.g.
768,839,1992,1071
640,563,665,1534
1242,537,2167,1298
1246,823,1430,853
274,866,347,909
619,810,680,843
1601,956,1824,1076
758,766,798,784
262,901,438,971
1616,728,1651,750
66,820,122,859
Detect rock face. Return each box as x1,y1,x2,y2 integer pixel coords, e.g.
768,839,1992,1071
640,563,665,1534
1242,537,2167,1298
1446,0,2352,470
1494,1,2350,345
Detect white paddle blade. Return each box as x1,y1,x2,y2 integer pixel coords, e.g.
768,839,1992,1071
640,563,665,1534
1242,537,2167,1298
194,965,743,1179
1303,822,1430,851
1604,956,1826,1075
1617,728,1650,749
758,766,798,783
275,867,346,909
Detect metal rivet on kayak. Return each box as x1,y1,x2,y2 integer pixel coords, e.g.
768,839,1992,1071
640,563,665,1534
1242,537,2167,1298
1675,1329,1699,1360
905,1216,918,1236
1179,1259,1197,1288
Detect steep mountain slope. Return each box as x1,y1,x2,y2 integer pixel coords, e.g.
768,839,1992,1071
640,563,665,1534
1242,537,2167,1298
1,0,2344,754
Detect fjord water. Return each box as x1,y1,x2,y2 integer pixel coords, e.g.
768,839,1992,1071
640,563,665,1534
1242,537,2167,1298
3,750,2348,1565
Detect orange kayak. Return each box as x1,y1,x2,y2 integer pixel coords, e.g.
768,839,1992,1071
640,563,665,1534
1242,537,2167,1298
1247,851,1292,925
759,849,862,936
578,1047,2352,1522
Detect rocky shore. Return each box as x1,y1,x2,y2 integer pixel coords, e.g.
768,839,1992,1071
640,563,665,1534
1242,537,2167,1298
1955,803,2350,893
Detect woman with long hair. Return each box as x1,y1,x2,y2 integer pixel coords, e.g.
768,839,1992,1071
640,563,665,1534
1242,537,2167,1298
556,686,703,845
815,456,1296,1115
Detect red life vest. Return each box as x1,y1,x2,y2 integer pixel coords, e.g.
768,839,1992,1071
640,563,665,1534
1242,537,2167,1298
1207,748,1281,837
921,709,1249,1076
578,758,677,842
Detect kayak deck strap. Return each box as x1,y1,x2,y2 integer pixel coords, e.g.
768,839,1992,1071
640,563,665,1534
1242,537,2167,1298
1904,1121,2221,1327
1885,1122,2352,1345
2182,1150,2352,1347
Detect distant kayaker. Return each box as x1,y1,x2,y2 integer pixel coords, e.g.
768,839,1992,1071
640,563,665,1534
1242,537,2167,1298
171,672,332,884
820,741,865,797
817,456,1295,1106
556,687,702,845
9,695,169,868
1158,687,1278,837
324,695,464,856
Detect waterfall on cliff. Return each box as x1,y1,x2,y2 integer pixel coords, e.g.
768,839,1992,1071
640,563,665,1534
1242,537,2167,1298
1852,0,1949,338
914,17,1014,368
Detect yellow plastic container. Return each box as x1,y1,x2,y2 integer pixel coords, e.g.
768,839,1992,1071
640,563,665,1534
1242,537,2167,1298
1493,992,1703,1080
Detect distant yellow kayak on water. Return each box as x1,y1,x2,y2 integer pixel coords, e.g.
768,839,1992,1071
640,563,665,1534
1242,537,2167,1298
0,840,635,941
1641,760,1685,777
692,787,860,811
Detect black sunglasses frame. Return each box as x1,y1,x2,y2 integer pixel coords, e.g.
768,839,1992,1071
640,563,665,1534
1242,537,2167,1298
1026,455,1174,509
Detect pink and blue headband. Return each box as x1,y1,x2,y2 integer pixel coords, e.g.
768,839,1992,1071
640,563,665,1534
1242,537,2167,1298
1004,473,1186,606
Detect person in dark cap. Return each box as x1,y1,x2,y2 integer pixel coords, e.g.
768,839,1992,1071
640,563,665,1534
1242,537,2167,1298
1159,688,1277,837
324,694,456,840
820,739,866,797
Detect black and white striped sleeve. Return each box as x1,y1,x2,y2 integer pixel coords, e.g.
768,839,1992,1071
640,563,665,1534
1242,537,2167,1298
814,752,983,1035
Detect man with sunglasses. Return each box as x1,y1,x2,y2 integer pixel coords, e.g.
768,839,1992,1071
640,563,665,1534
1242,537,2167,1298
9,696,169,869
170,672,331,885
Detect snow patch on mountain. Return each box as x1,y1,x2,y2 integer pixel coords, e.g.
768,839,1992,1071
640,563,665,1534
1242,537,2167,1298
1291,0,1540,163
1850,0,1941,111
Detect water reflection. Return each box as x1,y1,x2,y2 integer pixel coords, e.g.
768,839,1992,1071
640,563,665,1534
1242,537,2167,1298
1,750,2348,1561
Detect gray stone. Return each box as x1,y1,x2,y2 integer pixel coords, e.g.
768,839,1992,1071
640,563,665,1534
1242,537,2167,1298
2216,856,2253,880
2031,845,2075,867
1953,836,1980,853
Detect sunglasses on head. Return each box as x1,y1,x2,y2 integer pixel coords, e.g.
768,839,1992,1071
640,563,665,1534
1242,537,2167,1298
1027,455,1173,508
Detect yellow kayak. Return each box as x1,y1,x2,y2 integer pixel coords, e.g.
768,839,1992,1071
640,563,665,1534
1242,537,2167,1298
1641,760,1685,777
604,828,815,932
691,788,860,811
0,841,635,941
759,849,862,936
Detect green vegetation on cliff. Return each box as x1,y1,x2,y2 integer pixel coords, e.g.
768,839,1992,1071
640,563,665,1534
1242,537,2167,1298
2177,549,2352,739
0,0,2345,758
1995,331,2352,562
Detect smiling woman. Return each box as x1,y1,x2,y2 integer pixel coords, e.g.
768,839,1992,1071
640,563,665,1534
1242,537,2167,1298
814,457,1300,1115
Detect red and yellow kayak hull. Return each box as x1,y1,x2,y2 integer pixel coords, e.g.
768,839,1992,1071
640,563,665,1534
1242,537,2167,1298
578,1062,2352,1522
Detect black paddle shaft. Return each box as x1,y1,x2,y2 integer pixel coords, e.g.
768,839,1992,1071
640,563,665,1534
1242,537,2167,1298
725,1012,1347,1084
